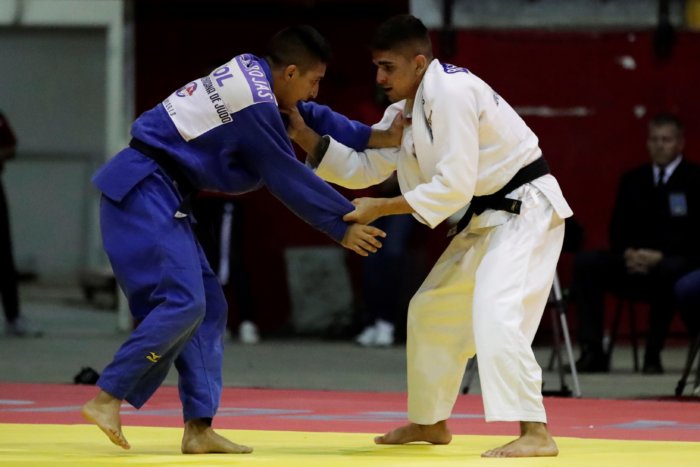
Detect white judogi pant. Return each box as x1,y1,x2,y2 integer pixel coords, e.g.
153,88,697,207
407,184,565,424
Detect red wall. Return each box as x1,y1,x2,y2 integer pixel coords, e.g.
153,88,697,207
135,2,700,332
441,30,700,252
439,30,700,340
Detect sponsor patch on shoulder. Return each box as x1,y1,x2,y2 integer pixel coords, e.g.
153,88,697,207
163,56,273,141
442,63,469,74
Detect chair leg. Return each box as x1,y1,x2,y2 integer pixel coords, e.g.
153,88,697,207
462,356,478,394
548,303,563,372
608,299,625,366
675,332,700,397
628,302,639,372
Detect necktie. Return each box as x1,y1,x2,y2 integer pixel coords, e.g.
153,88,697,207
657,167,667,187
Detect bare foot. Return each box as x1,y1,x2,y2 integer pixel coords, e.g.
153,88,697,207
481,421,558,457
181,419,253,454
374,421,452,445
81,390,130,450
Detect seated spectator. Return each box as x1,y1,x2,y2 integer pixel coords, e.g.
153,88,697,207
572,113,700,374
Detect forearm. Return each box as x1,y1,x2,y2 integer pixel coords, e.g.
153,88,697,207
378,195,414,216
367,110,404,148
289,123,328,169
313,136,398,188
368,128,394,148
343,195,413,225
292,125,322,155
302,122,394,152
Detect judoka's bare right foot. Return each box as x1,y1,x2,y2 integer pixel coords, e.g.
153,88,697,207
81,391,130,449
481,422,558,457
181,419,253,454
374,421,452,445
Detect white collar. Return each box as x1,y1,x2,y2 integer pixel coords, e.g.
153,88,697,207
654,154,682,184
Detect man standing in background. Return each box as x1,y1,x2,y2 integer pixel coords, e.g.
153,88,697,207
0,111,42,338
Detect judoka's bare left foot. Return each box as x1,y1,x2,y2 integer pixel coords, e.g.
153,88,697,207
181,419,253,454
374,421,452,445
81,390,130,449
481,421,558,457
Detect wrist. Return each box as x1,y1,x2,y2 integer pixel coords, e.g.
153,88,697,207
382,195,412,217
368,128,386,148
293,127,315,151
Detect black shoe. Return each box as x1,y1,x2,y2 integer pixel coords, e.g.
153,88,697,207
572,350,610,373
642,358,664,375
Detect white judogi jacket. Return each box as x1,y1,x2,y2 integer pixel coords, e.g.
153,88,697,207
316,58,572,229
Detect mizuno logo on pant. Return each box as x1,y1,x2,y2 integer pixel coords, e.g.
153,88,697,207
146,352,161,363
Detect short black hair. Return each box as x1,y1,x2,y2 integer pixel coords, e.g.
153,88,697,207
266,25,332,72
649,112,684,133
371,14,432,58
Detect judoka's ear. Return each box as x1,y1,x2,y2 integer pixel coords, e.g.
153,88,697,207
284,64,298,80
414,54,428,75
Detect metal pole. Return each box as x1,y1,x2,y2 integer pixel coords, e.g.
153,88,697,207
552,274,582,397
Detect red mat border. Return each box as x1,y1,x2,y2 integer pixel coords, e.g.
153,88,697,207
0,383,698,442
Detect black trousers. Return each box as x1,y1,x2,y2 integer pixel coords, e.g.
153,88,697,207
572,249,692,360
191,197,255,326
0,177,19,323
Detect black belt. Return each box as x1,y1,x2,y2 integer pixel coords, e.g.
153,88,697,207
129,138,196,217
447,156,550,237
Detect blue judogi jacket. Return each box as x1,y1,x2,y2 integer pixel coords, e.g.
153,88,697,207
93,54,370,242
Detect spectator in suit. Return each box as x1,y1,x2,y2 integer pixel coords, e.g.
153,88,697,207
572,113,700,374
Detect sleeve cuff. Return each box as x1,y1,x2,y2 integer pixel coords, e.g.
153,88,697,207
306,135,330,169
403,190,434,227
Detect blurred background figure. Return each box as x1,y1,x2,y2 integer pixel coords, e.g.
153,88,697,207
192,194,260,344
0,111,41,338
572,113,700,374
355,175,417,347
675,268,700,340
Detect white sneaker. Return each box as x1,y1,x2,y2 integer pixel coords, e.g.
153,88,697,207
356,321,394,347
4,317,43,338
355,325,377,347
374,320,394,347
238,321,260,344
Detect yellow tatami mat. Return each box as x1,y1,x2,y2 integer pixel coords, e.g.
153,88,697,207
0,423,698,466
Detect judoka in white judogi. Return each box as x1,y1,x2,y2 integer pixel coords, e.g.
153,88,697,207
301,51,572,455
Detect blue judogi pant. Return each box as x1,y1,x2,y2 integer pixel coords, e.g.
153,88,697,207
96,171,227,422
